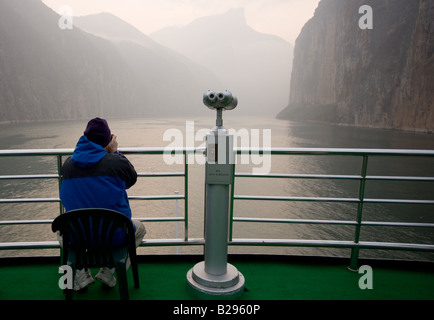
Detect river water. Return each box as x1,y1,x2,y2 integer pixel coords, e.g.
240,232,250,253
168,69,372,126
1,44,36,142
0,116,433,261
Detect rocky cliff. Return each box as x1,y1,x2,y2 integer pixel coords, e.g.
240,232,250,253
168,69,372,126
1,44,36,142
0,0,132,122
277,0,434,133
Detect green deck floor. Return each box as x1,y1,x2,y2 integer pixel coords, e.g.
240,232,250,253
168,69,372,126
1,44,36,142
0,255,433,300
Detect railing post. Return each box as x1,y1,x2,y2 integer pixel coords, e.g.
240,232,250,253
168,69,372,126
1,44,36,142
229,163,236,242
175,191,179,254
349,155,369,271
56,155,64,262
57,155,64,216
184,151,189,242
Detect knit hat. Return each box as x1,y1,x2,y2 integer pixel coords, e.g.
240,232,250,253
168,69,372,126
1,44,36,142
84,117,111,147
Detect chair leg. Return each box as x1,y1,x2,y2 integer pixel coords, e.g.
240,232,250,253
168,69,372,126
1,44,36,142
115,262,129,300
131,257,140,289
65,288,73,300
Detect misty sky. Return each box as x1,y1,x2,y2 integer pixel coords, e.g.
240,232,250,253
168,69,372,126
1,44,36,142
42,0,321,44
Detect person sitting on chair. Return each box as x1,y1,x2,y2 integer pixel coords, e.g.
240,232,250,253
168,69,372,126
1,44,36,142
59,117,146,291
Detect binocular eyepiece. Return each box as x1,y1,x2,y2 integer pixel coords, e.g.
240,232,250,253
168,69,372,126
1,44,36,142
203,90,238,111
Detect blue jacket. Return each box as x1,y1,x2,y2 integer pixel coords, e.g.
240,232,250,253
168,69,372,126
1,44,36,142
60,136,137,245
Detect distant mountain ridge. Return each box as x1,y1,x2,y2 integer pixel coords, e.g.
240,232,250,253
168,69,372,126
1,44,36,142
150,8,293,116
73,11,222,116
74,12,157,48
0,2,294,123
0,0,220,123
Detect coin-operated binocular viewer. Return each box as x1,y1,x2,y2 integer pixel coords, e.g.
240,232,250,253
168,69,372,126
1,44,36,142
187,90,245,299
203,90,238,127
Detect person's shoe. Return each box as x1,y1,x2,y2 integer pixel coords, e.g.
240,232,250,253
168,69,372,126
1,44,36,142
74,268,94,291
95,267,117,288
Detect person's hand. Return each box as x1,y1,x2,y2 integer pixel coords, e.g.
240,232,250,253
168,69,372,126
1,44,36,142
105,134,118,153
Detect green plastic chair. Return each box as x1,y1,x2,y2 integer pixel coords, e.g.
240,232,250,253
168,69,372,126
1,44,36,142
52,208,140,300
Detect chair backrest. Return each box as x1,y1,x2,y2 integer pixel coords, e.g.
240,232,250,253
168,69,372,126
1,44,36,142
52,208,135,268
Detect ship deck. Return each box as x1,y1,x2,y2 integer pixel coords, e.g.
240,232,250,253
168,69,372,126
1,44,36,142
1,147,434,308
1,254,433,301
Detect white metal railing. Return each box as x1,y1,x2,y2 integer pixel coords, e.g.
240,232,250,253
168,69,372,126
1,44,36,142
230,148,434,269
0,148,191,249
1,148,434,268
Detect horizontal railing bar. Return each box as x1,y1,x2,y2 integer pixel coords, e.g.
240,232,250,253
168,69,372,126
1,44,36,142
235,148,434,157
230,238,356,248
0,198,60,204
357,241,434,251
135,217,184,223
3,173,430,183
229,239,434,251
366,175,434,182
235,173,362,180
139,238,205,247
233,218,434,229
362,221,434,228
0,217,185,226
0,147,191,157
0,149,74,156
0,241,61,250
234,195,434,205
128,195,184,201
0,174,59,180
119,147,198,155
137,172,184,177
5,217,430,229
2,147,434,157
0,195,184,209
0,220,54,225
364,198,434,205
1,238,432,252
235,173,434,182
234,195,360,203
0,238,206,250
233,217,357,226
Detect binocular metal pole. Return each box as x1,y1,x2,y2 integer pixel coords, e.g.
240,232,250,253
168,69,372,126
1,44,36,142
216,108,223,127
204,178,230,276
187,91,245,299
